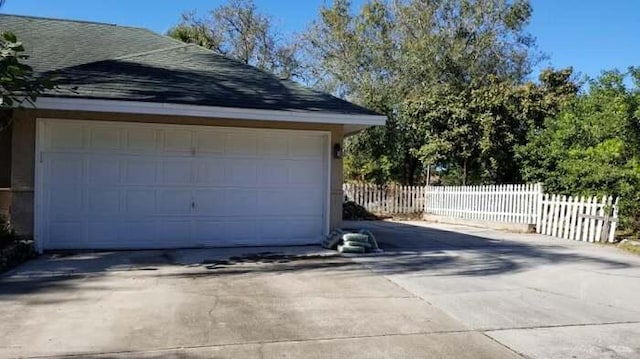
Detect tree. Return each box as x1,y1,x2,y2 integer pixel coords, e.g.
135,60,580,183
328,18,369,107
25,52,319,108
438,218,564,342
168,0,302,80
517,68,640,233
0,31,53,132
304,0,549,185
408,68,578,185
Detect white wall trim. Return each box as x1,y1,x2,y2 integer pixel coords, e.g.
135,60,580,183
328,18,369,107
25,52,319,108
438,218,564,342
34,97,387,127
34,119,45,253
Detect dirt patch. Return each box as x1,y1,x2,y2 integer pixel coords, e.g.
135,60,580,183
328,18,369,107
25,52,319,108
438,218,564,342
201,252,339,269
343,201,379,220
129,251,177,266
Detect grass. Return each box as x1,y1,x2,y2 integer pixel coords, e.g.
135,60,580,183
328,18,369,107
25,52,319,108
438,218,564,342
618,241,640,256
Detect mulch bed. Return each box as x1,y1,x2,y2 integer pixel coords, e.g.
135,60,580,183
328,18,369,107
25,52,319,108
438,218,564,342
343,201,380,221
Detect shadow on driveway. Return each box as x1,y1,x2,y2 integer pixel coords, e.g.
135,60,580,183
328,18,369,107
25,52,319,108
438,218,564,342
0,221,635,298
349,221,634,277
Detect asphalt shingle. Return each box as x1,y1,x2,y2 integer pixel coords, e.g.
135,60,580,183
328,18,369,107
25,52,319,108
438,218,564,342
0,14,379,116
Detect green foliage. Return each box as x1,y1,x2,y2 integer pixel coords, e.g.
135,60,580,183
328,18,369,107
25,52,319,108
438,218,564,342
167,21,219,50
167,0,302,80
0,31,54,131
304,0,562,185
518,69,640,233
0,214,12,247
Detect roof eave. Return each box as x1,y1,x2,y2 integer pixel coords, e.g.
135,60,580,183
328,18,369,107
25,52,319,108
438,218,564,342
32,97,387,128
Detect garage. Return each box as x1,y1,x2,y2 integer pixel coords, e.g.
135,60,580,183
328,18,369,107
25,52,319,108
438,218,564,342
35,119,329,250
1,15,387,251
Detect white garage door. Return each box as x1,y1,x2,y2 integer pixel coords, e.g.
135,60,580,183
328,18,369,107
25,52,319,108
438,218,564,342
36,119,329,250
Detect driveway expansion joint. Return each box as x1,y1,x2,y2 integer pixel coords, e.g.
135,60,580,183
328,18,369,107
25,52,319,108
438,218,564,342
483,320,640,333
18,329,506,359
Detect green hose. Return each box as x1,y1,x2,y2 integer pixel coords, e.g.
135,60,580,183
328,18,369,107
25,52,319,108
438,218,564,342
323,228,382,254
338,244,366,254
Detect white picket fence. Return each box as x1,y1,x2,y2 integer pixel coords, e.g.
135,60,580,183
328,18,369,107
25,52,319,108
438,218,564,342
343,183,425,214
345,182,621,242
424,184,542,224
537,194,619,243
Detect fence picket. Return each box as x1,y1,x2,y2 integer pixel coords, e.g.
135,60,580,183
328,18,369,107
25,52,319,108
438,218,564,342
536,187,543,233
595,196,606,242
564,195,571,237
547,194,555,236
589,196,598,242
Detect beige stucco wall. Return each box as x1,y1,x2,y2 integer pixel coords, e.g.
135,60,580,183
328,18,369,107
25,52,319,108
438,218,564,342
9,108,345,239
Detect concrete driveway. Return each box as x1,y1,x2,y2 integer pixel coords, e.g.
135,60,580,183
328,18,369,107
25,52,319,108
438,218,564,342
1,221,639,358
351,221,640,359
0,244,515,358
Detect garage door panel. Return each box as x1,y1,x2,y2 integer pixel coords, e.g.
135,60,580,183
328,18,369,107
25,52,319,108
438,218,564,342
124,221,158,243
225,133,257,156
88,188,120,215
49,222,84,247
87,221,122,245
260,189,323,216
224,190,259,216
290,162,324,186
158,190,192,214
48,122,84,150
289,219,324,238
48,154,84,185
49,186,83,217
288,190,324,215
162,130,192,154
125,128,156,153
260,190,289,215
157,221,191,244
125,190,157,214
259,135,288,157
260,162,289,186
225,160,258,187
195,132,225,154
194,159,225,185
161,159,192,184
89,126,122,151
259,219,322,242
192,221,227,244
124,158,157,185
259,220,292,240
89,157,121,184
290,136,324,159
193,189,225,214
39,120,328,250
223,220,258,243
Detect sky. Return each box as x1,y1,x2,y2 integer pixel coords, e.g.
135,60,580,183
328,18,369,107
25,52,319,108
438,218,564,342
1,0,639,81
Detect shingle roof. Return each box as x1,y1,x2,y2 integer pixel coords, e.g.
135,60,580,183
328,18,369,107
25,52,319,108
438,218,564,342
0,14,379,116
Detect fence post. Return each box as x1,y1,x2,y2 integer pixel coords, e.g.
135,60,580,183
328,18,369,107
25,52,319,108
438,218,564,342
608,197,620,243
